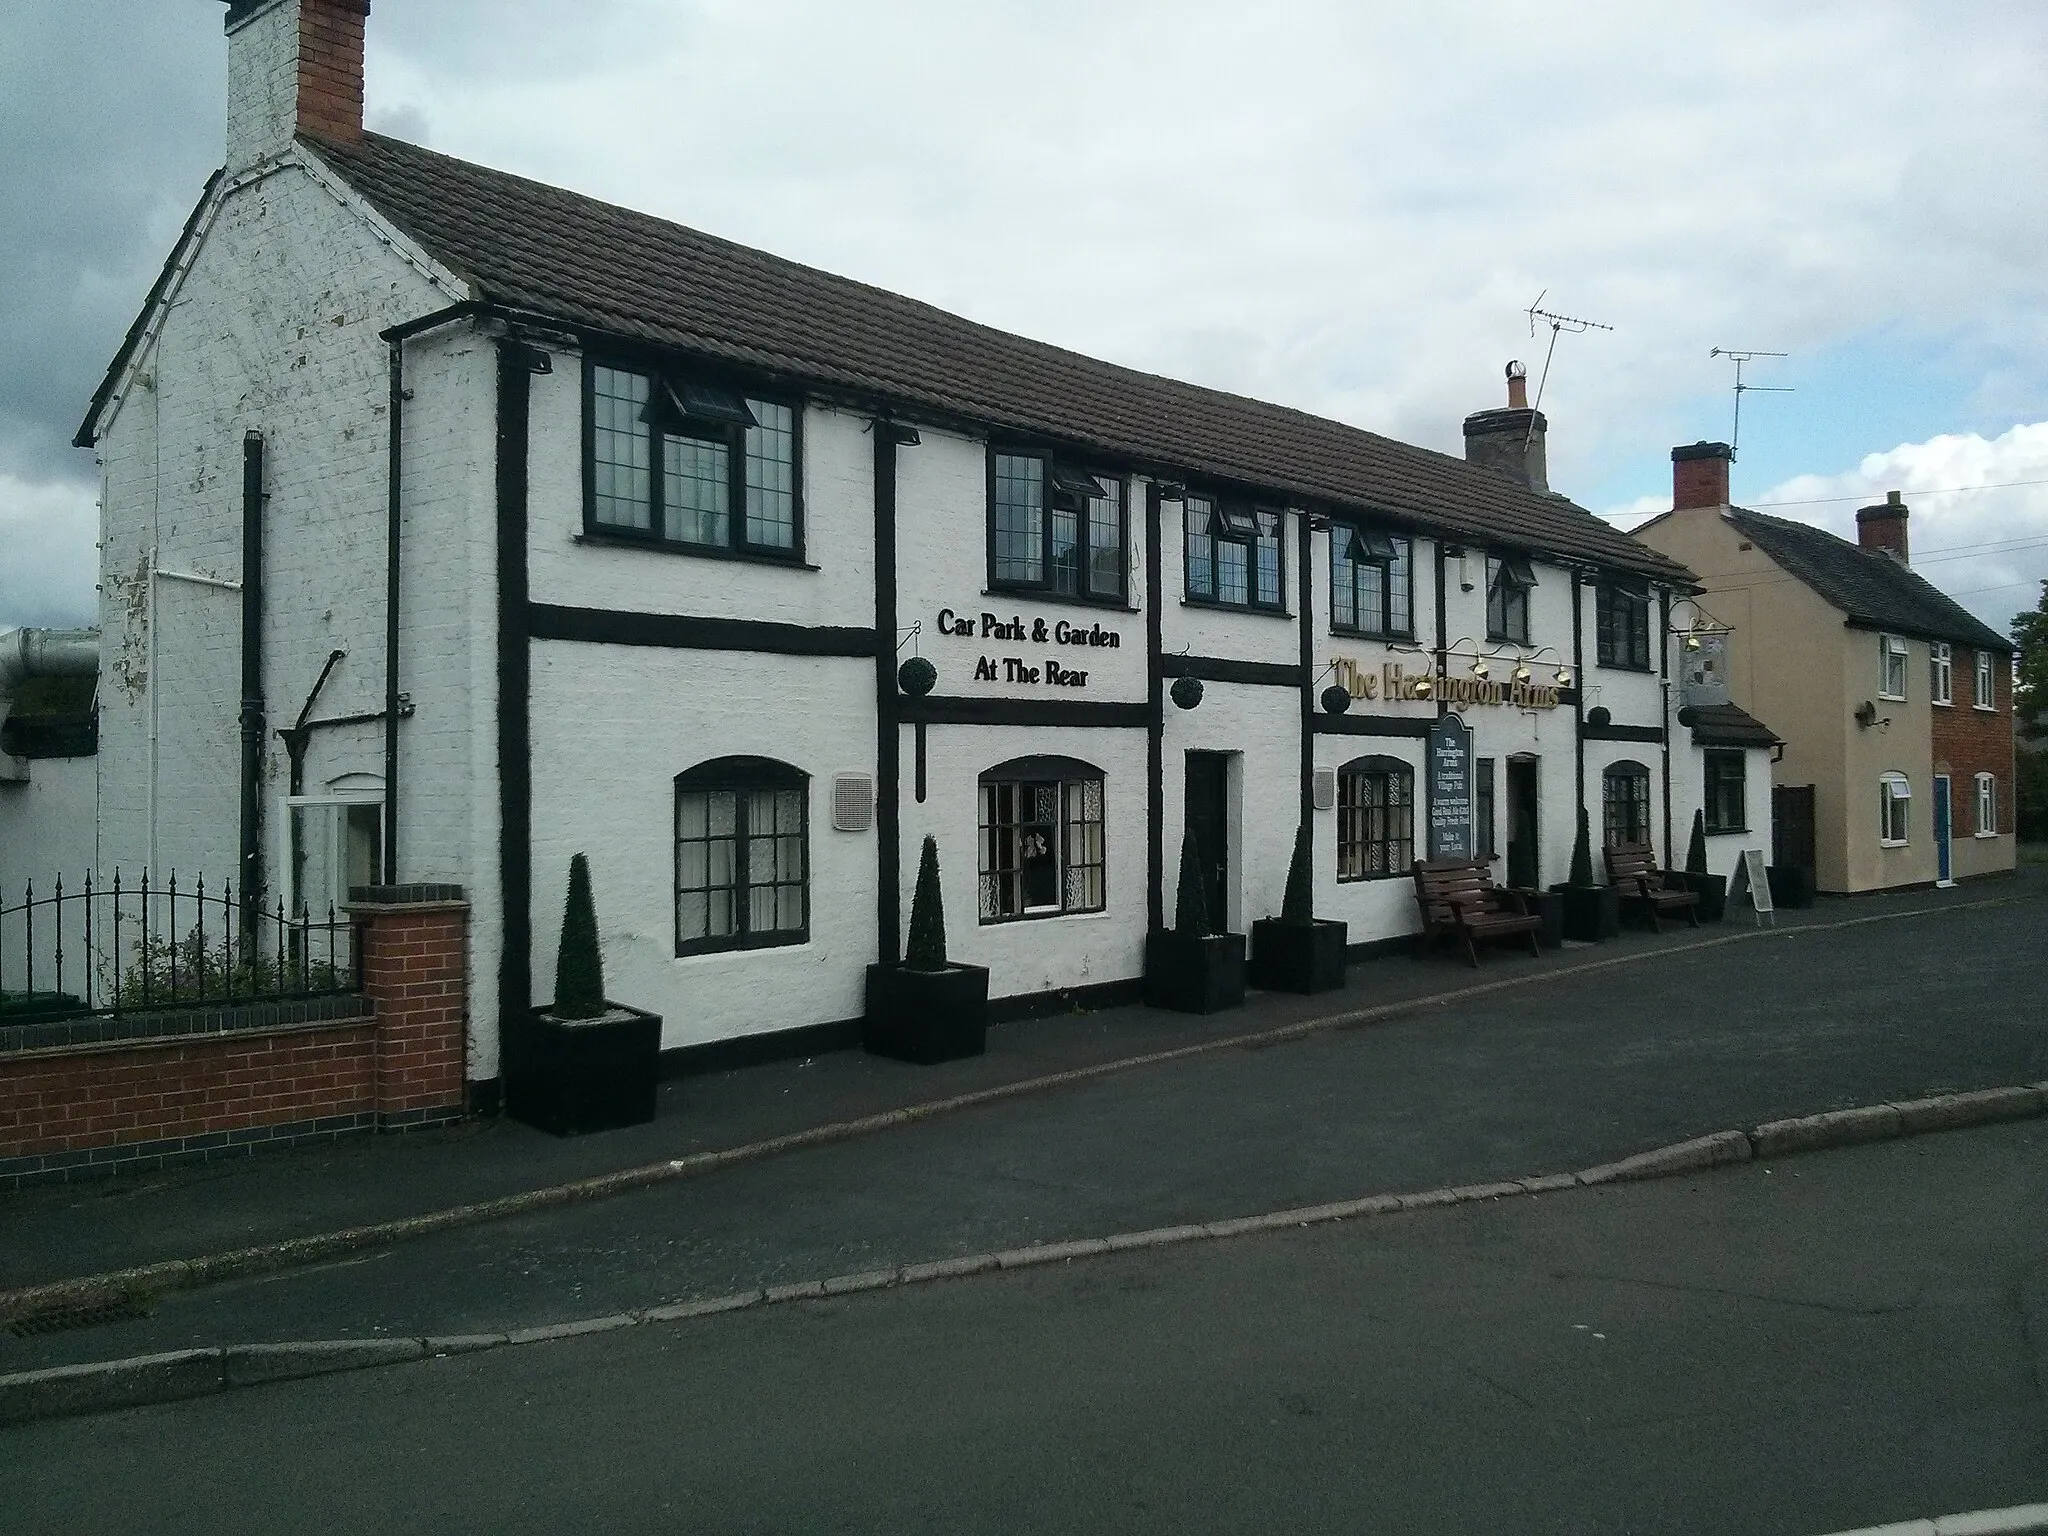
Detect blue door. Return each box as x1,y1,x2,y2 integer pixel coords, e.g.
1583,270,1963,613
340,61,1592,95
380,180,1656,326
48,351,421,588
1933,775,1953,884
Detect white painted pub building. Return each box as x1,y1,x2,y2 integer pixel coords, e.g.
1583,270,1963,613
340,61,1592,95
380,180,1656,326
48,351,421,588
50,0,1776,1106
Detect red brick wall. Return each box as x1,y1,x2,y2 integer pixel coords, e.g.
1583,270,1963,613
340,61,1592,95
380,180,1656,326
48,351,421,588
355,903,469,1122
296,0,369,143
0,1021,375,1162
1931,650,2016,834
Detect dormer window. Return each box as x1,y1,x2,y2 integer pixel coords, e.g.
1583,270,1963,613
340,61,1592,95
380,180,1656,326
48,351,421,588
1486,555,1535,644
1596,576,1652,671
988,451,1126,604
586,361,801,559
1185,494,1284,611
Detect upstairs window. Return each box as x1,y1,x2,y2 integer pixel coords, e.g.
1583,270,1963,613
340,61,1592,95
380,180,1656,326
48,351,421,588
1974,650,1996,710
977,756,1106,921
1879,634,1908,700
1486,555,1535,644
1596,580,1652,670
1330,523,1412,637
1930,642,1952,706
675,757,809,955
1975,772,1998,836
1185,495,1284,611
588,362,801,558
988,453,1126,603
1602,761,1652,847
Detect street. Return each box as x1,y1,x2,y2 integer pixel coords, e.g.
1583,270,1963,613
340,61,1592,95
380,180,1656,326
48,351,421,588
8,1118,2047,1535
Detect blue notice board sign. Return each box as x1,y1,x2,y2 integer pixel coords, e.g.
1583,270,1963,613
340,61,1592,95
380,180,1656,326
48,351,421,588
1427,712,1473,860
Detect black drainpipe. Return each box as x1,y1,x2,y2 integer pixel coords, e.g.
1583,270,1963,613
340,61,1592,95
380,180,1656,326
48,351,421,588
1572,573,1587,832
496,339,537,1087
1296,511,1314,827
1659,586,1674,865
1145,481,1165,933
383,342,404,883
873,422,901,968
238,430,266,944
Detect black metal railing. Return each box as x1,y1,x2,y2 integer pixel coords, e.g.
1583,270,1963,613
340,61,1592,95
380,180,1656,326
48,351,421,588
0,871,357,1019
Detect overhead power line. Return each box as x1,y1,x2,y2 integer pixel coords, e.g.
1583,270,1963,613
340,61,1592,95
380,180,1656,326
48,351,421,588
1751,477,2048,507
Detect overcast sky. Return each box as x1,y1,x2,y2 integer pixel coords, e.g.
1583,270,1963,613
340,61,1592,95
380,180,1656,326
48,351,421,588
4,0,2045,635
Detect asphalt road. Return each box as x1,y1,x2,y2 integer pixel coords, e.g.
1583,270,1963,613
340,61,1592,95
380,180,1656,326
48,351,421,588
4,892,2043,1374
9,1119,2048,1536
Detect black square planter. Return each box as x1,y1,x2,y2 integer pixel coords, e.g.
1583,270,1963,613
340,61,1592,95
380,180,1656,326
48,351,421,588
1680,871,1729,922
1766,866,1815,909
1552,883,1621,942
1510,889,1565,950
1248,918,1347,994
1143,930,1246,1014
863,962,990,1065
508,1002,661,1137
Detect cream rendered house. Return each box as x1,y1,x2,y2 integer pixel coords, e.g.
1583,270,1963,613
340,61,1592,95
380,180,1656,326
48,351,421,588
1636,443,2016,894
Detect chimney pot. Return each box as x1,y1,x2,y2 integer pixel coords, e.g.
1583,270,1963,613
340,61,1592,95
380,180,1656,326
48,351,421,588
1463,365,1546,491
1505,359,1529,410
1671,441,1732,511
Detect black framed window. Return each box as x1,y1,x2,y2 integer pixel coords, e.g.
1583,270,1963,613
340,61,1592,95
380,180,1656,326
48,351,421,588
1185,494,1284,610
977,756,1106,921
1331,523,1412,637
1486,554,1534,644
587,360,802,559
1336,756,1414,880
675,757,808,955
988,452,1125,602
1475,757,1497,860
1596,581,1652,670
1602,760,1653,847
1703,749,1746,834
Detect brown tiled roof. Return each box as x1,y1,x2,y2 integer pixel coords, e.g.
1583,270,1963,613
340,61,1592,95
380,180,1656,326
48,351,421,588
1726,508,2012,653
310,131,1693,584
1683,700,1780,749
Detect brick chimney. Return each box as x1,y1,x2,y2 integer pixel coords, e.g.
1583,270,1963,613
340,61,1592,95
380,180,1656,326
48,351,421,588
1671,441,1732,510
224,0,370,171
1856,490,1910,564
1463,362,1548,492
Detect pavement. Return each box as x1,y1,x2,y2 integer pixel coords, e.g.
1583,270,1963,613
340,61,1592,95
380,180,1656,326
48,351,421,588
1,868,2041,1386
8,1116,2048,1535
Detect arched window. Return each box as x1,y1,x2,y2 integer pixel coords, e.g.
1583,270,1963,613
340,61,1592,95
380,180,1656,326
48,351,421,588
1601,760,1652,848
977,755,1105,921
674,757,808,955
1336,754,1414,880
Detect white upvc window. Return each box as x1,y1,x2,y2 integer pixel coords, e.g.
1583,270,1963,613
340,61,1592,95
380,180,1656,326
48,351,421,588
1879,635,1908,701
1974,650,1996,710
1929,642,1952,706
1878,773,1910,847
278,785,384,920
1975,772,1998,837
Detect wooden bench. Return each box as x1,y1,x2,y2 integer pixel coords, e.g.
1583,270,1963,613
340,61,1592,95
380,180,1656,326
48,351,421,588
1411,859,1544,968
1603,842,1700,933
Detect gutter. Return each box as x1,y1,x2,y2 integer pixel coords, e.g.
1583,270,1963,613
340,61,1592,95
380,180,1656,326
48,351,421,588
0,628,101,783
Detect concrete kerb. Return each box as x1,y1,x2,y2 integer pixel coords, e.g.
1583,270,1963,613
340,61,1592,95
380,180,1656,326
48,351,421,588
5,1076,2046,1429
1,890,2021,1332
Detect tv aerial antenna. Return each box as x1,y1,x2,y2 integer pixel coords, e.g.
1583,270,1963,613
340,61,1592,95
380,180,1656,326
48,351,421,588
1709,348,1791,456
1524,291,1613,411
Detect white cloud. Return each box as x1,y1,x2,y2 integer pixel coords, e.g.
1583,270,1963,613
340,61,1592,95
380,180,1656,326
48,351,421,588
1612,421,2048,639
0,473,98,631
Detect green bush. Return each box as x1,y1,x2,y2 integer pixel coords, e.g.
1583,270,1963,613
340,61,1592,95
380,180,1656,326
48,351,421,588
905,835,949,971
111,923,342,1012
1280,821,1314,924
1175,834,1212,936
553,853,607,1019
1568,807,1595,887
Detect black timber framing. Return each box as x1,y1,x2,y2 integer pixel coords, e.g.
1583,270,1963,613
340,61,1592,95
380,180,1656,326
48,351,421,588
1583,721,1666,744
495,341,534,1070
1146,481,1165,933
529,604,877,657
901,696,1151,730
1312,715,1434,739
1160,653,1305,689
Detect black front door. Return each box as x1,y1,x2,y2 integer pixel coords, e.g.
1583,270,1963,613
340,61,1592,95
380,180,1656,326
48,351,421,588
1772,785,1816,875
1184,752,1230,931
1506,756,1540,889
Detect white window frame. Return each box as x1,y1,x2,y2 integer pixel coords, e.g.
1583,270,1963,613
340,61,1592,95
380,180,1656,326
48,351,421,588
1929,641,1952,706
1878,773,1910,848
277,783,385,920
1973,650,1996,710
1878,634,1908,701
1975,772,1998,837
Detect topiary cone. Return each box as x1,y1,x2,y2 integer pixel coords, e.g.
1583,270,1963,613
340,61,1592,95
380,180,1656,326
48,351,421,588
1686,808,1710,874
904,834,948,971
1174,833,1212,936
1280,820,1314,924
554,852,607,1019
1569,806,1595,888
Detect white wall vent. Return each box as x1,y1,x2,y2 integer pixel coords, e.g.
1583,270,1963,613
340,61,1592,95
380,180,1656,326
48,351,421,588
832,773,875,832
1312,768,1337,811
